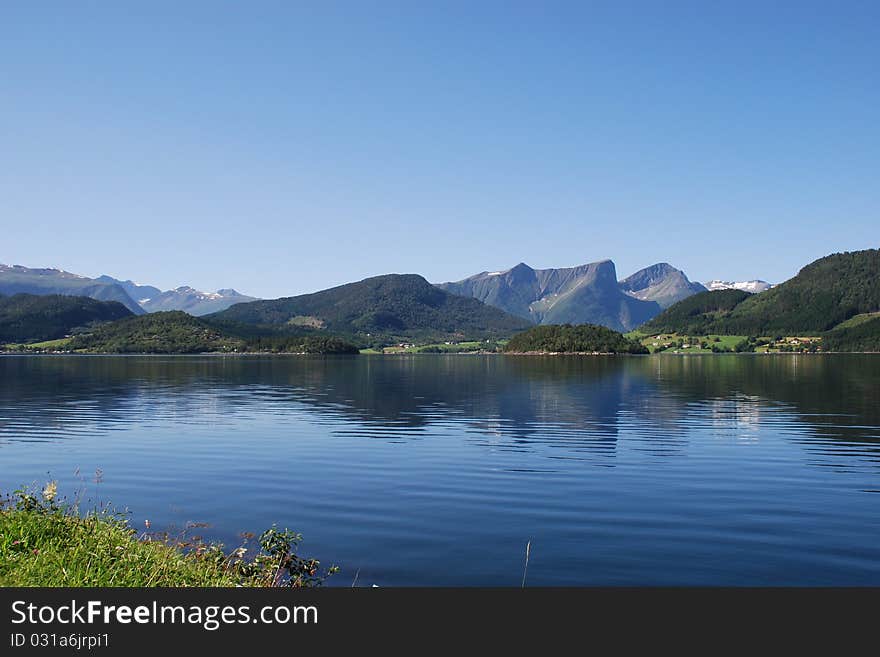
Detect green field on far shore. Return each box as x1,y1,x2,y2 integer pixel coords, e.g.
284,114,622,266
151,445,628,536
1,337,73,352
626,331,822,354
362,340,506,354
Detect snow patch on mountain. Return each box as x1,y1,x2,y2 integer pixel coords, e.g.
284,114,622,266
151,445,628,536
705,280,772,293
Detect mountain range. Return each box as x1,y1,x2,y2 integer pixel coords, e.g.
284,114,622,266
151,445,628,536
1,259,736,333
0,264,144,315
97,276,256,315
2,249,878,352
437,260,705,332
0,265,255,316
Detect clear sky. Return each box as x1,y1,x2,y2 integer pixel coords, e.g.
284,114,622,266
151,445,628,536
2,1,878,298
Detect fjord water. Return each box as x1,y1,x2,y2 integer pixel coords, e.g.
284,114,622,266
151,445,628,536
1,354,878,586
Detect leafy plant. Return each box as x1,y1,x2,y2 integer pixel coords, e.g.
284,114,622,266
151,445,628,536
251,525,339,587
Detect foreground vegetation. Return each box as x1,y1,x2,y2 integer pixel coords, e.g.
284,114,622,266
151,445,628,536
505,324,649,354
0,485,337,587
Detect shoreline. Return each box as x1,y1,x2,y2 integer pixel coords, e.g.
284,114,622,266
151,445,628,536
0,350,361,357
3,350,878,357
504,351,622,356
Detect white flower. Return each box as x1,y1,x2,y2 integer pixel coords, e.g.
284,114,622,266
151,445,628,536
41,481,57,503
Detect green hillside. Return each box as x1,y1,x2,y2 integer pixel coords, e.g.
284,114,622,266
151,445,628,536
822,315,880,352
640,289,751,335
0,293,133,343
67,311,359,354
212,274,531,345
505,324,649,354
831,311,880,330
721,249,880,334
66,311,240,353
641,249,880,336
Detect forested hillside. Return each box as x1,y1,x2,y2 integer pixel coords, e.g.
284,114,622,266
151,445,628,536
640,250,880,336
0,294,133,343
67,311,359,354
212,274,531,344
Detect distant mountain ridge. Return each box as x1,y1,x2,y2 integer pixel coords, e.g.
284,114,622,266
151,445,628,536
94,276,162,303
0,264,144,314
437,260,704,331
99,276,257,315
620,263,707,308
0,264,255,316
143,286,256,315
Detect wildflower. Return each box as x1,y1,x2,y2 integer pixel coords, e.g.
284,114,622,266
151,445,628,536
41,481,57,503
144,519,151,529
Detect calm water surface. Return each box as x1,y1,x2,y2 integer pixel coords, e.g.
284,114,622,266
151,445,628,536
1,354,878,585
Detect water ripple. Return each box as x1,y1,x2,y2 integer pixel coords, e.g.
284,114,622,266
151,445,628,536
1,354,879,585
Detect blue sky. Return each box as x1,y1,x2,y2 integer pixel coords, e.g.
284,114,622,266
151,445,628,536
2,1,878,298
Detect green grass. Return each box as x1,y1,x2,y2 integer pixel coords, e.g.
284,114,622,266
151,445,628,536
0,487,337,587
708,335,747,351
637,333,748,353
0,507,244,586
411,341,489,353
